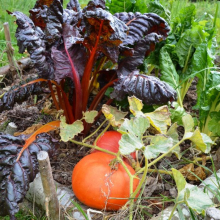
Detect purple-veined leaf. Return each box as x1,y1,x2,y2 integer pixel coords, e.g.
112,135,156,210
8,11,54,79
0,81,46,112
122,13,170,46
44,0,63,44
118,33,162,76
67,0,81,12
111,71,177,105
114,12,141,24
0,133,58,219
52,44,88,83
83,8,128,63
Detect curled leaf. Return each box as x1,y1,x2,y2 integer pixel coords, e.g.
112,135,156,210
145,106,171,134
0,81,46,112
0,133,58,219
114,12,142,24
8,11,54,79
102,104,128,127
128,96,144,117
111,71,177,105
122,13,170,46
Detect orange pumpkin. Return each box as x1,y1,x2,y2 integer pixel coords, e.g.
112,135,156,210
72,152,139,210
92,131,136,160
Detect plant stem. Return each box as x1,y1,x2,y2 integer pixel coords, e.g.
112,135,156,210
70,139,117,156
81,20,104,112
94,122,111,145
137,139,185,174
168,202,178,220
82,119,108,143
64,43,82,120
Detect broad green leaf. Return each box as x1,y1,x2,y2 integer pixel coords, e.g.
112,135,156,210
145,105,171,134
102,104,128,127
133,0,147,13
208,111,220,136
182,114,194,133
147,1,170,23
83,110,98,123
189,128,214,153
119,133,143,155
106,0,134,14
192,43,214,109
172,168,186,194
169,102,187,126
128,96,144,117
178,184,214,215
175,25,209,68
160,46,180,91
172,5,196,34
60,116,83,142
144,136,173,159
118,117,150,138
167,123,181,159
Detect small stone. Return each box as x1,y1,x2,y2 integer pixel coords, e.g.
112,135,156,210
169,187,177,198
205,207,220,220
165,183,172,191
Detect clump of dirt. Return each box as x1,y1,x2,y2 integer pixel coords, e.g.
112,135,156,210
7,102,54,131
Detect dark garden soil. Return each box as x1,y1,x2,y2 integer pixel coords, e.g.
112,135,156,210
0,67,217,219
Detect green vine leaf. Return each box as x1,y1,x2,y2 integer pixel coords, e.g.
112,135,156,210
172,168,186,195
83,110,98,123
167,123,181,159
118,117,150,138
128,96,144,117
60,116,84,142
144,136,173,159
102,104,128,127
186,128,214,153
182,114,194,133
119,133,143,155
145,106,171,134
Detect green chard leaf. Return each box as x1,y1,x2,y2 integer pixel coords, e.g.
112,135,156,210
208,111,220,136
106,0,134,13
169,102,187,126
60,116,84,142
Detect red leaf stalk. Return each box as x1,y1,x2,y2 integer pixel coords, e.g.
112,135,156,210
81,20,104,112
64,43,82,120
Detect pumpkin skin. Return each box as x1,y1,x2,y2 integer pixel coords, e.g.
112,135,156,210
72,152,139,210
92,131,136,160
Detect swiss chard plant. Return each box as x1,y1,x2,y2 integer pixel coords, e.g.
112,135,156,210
60,96,215,219
2,0,177,131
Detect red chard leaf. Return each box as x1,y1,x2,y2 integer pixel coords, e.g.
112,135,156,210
118,33,162,76
114,12,142,24
67,0,81,12
122,13,170,46
0,81,46,112
44,0,63,44
8,11,54,79
52,44,88,83
111,71,177,105
0,133,58,219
